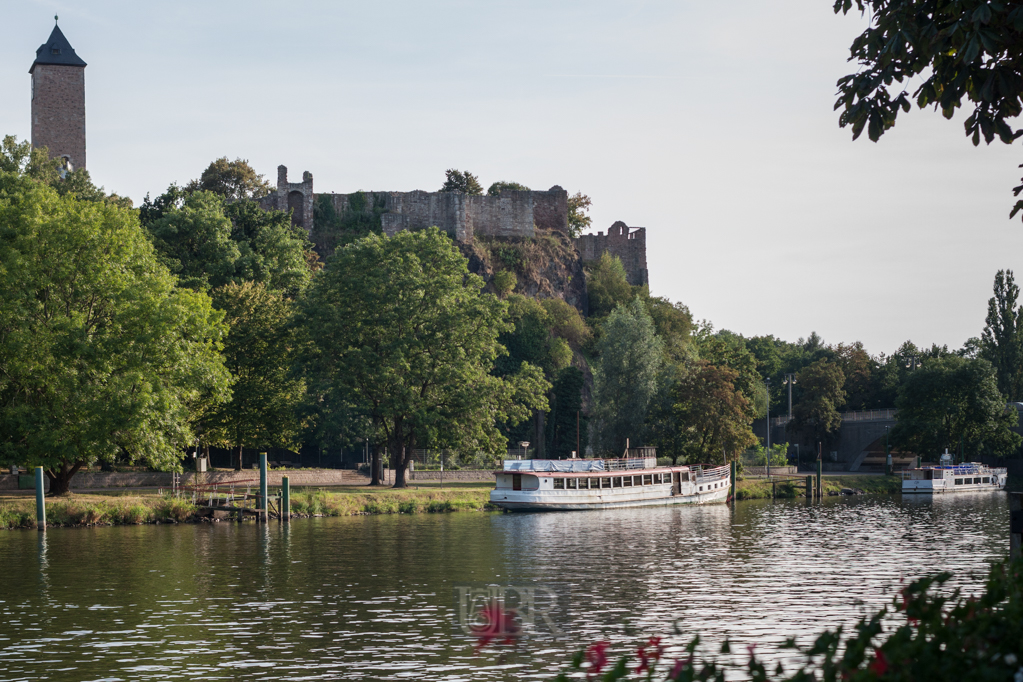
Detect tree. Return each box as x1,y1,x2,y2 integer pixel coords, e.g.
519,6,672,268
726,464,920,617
567,192,592,238
205,282,306,469
891,356,1021,458
833,0,1023,218
648,361,757,465
0,170,230,494
981,269,1023,400
591,300,663,454
487,181,530,196
540,298,592,350
185,157,272,200
639,290,694,363
790,359,846,445
2,135,131,207
440,169,484,195
297,228,548,488
545,366,586,459
147,191,241,291
585,252,634,318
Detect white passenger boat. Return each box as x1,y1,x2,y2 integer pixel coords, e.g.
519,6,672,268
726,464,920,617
490,456,732,511
900,451,1007,494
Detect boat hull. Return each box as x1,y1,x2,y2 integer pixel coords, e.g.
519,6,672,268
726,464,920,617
491,487,730,511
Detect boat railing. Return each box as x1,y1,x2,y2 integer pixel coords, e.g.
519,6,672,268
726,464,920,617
899,465,1007,479
603,457,658,471
696,465,731,481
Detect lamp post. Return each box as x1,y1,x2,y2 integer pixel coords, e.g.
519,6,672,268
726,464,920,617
784,373,796,420
765,377,772,479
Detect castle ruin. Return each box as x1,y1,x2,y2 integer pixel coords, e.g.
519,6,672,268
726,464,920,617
264,166,650,287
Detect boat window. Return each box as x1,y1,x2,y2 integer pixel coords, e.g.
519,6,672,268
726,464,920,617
955,478,962,485
681,472,690,482
614,477,622,487
699,486,703,491
984,477,990,483
513,474,522,491
554,478,564,489
600,477,611,488
643,475,652,485
623,476,633,487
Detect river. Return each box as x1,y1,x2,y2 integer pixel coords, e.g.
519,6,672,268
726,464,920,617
0,493,1010,681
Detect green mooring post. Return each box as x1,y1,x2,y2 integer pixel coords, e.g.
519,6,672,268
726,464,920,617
34,466,45,531
729,460,736,501
259,452,268,523
816,460,823,498
806,475,814,499
282,475,290,522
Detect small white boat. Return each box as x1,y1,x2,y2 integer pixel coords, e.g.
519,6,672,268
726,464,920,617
900,451,1007,494
489,456,731,511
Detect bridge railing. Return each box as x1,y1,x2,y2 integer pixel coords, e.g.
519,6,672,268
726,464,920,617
841,409,896,422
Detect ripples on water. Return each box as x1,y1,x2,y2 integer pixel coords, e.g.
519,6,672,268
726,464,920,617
0,493,1009,681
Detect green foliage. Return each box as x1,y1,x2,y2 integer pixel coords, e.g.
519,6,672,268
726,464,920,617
147,191,241,290
745,443,789,466
833,1,1023,219
440,169,483,195
585,252,635,319
790,359,846,444
694,327,765,418
541,298,591,350
892,355,1021,458
146,191,312,295
545,367,586,459
492,269,517,298
311,192,387,256
205,282,306,455
184,157,272,200
567,192,592,238
487,181,530,195
591,300,663,455
496,295,573,379
638,288,694,363
2,135,130,207
981,269,1023,400
297,228,549,487
649,360,758,465
0,170,231,494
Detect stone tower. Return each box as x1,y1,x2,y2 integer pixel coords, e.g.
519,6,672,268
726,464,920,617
30,19,87,171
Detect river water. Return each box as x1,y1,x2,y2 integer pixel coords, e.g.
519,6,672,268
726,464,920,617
0,493,1010,681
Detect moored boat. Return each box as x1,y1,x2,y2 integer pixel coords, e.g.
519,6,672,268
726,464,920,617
899,451,1007,494
489,455,731,511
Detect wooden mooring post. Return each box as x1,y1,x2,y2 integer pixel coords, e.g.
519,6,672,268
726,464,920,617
259,452,268,523
1011,492,1022,561
282,475,291,522
35,466,45,531
806,475,814,499
816,460,823,499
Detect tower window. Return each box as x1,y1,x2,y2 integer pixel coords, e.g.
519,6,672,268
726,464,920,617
51,47,61,55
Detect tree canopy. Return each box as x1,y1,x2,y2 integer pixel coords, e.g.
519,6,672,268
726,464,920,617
834,0,1023,218
185,157,272,200
440,169,484,195
297,228,548,487
891,355,1021,458
585,252,635,319
487,181,530,195
0,169,230,494
591,300,663,455
567,192,593,238
981,269,1023,400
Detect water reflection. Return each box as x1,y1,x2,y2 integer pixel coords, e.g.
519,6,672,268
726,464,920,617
0,493,1010,681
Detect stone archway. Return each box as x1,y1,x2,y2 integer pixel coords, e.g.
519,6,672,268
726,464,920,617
288,190,306,228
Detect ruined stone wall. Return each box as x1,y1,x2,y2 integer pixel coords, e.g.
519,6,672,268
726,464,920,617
258,165,314,232
31,64,86,170
315,186,568,244
574,221,649,286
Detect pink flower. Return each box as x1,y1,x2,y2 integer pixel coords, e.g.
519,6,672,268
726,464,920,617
635,637,663,674
470,599,520,650
585,641,610,678
868,648,888,676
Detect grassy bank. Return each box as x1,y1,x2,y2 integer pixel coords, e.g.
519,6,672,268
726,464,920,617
735,475,901,500
0,487,497,530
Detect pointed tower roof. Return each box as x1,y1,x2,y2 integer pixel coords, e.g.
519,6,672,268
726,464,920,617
30,19,86,73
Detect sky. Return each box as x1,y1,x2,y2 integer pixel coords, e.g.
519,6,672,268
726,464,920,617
2,0,1022,357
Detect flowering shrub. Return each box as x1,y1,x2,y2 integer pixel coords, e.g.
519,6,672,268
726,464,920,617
545,561,1023,681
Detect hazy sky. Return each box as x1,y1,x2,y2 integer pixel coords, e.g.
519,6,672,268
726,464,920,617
3,1,1022,356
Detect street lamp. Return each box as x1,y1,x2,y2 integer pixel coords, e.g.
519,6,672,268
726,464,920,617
784,373,797,420
765,377,772,479
905,355,922,371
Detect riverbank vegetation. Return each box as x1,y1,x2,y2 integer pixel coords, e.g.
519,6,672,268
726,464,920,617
735,475,902,500
0,486,495,529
